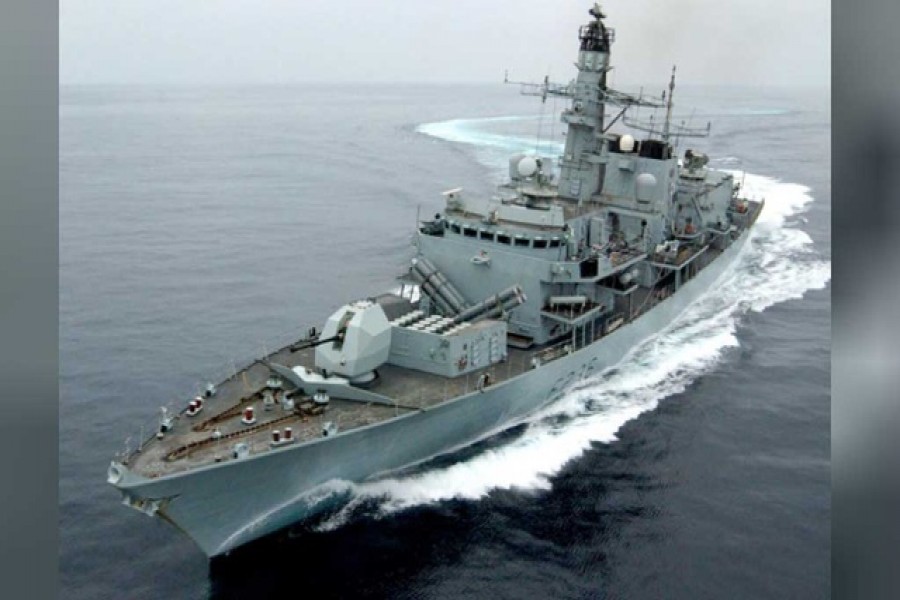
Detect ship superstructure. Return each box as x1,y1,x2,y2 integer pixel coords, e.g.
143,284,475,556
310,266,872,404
108,4,763,556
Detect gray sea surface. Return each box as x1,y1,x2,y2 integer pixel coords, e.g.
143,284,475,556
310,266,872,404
60,84,830,599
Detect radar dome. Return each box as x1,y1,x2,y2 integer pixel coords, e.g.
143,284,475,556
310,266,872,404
635,172,658,202
517,156,538,178
620,134,636,153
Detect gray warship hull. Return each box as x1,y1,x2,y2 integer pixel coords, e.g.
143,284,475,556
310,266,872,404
109,5,768,557
114,229,750,557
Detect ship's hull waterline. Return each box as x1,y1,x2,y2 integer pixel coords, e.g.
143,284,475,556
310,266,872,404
110,229,751,557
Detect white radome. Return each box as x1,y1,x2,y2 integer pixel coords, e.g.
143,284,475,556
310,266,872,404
635,172,657,202
517,156,538,177
620,134,636,153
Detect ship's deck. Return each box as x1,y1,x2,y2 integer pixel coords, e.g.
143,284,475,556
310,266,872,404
123,201,760,479
125,340,538,478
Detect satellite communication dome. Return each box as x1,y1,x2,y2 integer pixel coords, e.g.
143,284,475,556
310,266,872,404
620,134,636,153
635,172,658,202
517,156,538,177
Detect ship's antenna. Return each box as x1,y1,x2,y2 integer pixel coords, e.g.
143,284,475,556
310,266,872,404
662,65,676,142
549,74,559,149
534,74,549,154
675,107,697,149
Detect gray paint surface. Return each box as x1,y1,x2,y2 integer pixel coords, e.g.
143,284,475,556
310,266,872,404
107,6,767,556
115,232,750,556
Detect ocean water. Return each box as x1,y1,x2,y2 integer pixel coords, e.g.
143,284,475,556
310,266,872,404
60,84,830,599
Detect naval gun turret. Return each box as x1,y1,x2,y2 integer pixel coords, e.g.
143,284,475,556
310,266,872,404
314,300,392,384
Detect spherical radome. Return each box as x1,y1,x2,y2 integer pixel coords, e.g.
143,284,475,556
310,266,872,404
635,172,658,202
636,172,657,188
517,156,538,177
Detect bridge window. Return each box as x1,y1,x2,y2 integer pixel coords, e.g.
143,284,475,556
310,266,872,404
479,231,494,241
549,238,561,248
450,223,461,234
497,234,511,245
533,238,548,249
514,236,530,248
463,227,477,238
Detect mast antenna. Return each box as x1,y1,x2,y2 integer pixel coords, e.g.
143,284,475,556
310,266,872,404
662,65,676,142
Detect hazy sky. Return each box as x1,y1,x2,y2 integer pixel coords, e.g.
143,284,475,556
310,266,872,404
61,0,830,87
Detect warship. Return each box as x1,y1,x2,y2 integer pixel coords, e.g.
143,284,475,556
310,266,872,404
108,4,763,557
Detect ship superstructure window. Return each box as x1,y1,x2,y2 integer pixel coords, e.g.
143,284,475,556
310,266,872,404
445,226,556,249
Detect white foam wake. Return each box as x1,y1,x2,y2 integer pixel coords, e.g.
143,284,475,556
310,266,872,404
313,117,830,531
417,116,562,173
